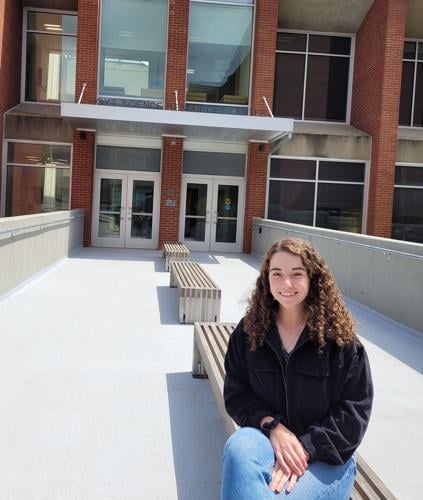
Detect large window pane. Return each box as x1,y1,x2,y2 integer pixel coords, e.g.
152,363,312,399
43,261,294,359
304,55,349,121
403,41,416,59
99,0,167,99
187,2,252,105
395,166,423,186
316,183,363,233
308,35,351,55
318,161,365,182
268,181,314,226
7,143,71,166
399,61,415,126
25,33,76,102
392,188,423,243
270,158,316,179
6,166,70,216
413,62,423,127
276,32,306,52
27,11,77,34
273,53,305,118
96,146,160,172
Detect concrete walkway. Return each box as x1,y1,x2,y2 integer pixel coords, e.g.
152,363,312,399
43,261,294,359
0,247,421,499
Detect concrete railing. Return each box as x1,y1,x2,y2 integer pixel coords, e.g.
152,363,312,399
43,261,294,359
252,218,423,334
0,210,84,297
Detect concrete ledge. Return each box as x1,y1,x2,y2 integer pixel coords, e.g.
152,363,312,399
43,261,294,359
252,218,423,334
0,209,84,296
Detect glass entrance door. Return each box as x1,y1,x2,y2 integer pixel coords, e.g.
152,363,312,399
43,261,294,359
92,172,159,248
180,177,244,252
180,179,213,251
125,175,158,248
211,181,242,252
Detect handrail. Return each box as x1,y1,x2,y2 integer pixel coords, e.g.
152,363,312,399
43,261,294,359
78,82,87,104
174,89,179,111
262,96,274,118
254,220,423,260
0,213,84,241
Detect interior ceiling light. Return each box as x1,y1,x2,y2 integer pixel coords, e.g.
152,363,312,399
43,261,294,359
44,24,62,31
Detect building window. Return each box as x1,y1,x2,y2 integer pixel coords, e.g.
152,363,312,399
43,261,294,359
186,0,253,109
24,10,77,103
267,158,365,233
273,32,352,122
5,142,71,217
392,165,423,243
99,0,167,101
399,41,423,127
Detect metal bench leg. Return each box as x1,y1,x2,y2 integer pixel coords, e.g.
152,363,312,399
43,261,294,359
192,339,208,379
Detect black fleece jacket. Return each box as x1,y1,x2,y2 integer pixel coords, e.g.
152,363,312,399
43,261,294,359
223,319,373,465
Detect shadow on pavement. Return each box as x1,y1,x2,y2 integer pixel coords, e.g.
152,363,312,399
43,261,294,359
166,372,226,500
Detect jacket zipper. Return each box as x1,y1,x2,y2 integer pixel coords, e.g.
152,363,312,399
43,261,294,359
266,336,308,430
266,341,291,427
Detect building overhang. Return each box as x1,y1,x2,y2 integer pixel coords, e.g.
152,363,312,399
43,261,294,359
278,0,374,33
61,103,293,144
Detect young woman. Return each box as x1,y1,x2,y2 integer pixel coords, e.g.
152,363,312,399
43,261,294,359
221,238,373,499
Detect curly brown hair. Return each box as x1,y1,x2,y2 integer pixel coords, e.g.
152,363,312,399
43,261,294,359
244,238,356,351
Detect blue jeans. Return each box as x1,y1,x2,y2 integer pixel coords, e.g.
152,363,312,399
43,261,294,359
221,428,356,499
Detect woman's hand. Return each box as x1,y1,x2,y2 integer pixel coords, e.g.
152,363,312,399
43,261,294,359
270,461,299,493
269,423,309,477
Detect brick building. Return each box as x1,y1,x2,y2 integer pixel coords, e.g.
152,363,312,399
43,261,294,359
0,0,422,250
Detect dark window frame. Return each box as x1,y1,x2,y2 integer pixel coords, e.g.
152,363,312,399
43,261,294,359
273,30,354,123
266,156,366,233
399,39,423,128
392,163,423,243
22,7,78,104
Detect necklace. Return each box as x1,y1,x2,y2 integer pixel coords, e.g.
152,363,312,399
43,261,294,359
278,321,306,353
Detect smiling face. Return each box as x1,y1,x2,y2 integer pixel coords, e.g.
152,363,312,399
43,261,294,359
268,251,311,312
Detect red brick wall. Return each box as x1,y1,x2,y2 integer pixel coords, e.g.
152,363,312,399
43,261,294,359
71,131,95,246
0,0,22,207
351,0,406,237
250,0,278,116
165,0,189,110
159,137,184,248
243,142,269,253
158,136,183,247
70,1,99,244
75,0,100,104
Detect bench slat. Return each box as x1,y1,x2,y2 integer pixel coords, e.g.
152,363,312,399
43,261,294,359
171,264,221,323
163,241,190,271
192,322,396,500
172,262,219,290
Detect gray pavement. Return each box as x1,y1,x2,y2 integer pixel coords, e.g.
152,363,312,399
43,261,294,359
0,247,421,499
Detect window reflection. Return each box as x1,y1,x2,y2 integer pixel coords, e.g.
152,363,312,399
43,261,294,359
99,0,167,100
25,11,77,103
187,2,252,106
6,165,70,216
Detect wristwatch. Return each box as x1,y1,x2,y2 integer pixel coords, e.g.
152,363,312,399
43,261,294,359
261,415,280,436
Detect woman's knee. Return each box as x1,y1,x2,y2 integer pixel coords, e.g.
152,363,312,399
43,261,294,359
223,427,273,468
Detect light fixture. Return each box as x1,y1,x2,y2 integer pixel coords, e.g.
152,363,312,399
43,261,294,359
44,23,62,31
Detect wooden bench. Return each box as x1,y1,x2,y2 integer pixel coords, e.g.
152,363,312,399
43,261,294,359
162,241,190,272
170,262,221,324
192,322,396,500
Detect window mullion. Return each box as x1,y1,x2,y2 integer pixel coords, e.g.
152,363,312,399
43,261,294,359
301,35,309,121
313,160,319,226
410,48,418,127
